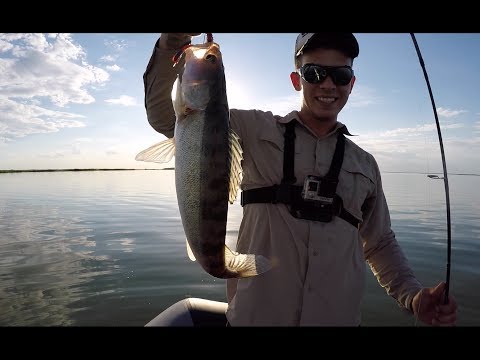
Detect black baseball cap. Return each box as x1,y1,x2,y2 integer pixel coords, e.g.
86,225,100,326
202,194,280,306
295,33,359,62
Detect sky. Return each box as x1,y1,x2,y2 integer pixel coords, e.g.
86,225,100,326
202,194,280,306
1,33,479,174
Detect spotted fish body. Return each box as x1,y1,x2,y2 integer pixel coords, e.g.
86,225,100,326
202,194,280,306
136,39,271,279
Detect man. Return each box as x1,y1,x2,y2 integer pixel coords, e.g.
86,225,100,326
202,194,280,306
143,33,457,326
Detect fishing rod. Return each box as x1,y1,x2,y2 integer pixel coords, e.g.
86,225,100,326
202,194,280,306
410,33,451,305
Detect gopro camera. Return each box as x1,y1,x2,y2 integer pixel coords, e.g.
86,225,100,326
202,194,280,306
301,175,334,204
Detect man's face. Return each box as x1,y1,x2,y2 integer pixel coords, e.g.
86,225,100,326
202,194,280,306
293,48,355,124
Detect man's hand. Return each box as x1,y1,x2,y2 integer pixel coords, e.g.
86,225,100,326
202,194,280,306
159,33,202,50
412,282,457,326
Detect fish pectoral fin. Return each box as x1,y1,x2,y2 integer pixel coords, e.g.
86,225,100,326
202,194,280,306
228,129,244,204
224,245,272,278
135,137,176,163
186,239,196,261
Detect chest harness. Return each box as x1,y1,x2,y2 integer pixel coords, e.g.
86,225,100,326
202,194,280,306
240,120,360,229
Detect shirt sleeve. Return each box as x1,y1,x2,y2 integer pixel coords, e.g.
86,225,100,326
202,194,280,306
143,39,184,138
360,156,423,312
229,109,277,150
229,109,250,146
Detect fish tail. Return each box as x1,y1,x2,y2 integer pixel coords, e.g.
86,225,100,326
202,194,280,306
224,245,272,278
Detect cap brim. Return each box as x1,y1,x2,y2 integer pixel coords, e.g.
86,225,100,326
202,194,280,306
297,33,359,59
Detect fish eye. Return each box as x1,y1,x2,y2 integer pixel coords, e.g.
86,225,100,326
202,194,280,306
205,54,217,63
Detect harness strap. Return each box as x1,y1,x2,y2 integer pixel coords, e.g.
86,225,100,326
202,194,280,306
282,120,297,184
338,207,361,228
320,133,345,197
240,186,360,228
240,120,361,229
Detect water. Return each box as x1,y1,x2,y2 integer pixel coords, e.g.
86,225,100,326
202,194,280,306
0,170,478,326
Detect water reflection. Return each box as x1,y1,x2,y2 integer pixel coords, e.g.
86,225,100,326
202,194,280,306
0,201,116,326
0,171,479,326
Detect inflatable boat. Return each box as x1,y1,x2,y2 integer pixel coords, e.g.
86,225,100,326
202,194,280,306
145,298,228,327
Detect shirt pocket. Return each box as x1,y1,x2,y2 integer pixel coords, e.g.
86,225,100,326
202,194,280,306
258,127,284,153
252,125,302,185
337,162,375,221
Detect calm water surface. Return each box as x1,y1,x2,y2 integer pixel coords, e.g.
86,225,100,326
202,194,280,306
0,170,478,326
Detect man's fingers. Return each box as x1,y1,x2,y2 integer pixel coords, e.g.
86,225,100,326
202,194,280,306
432,302,457,326
430,282,446,297
432,314,457,326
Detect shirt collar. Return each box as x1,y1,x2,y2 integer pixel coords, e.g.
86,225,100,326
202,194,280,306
279,111,356,137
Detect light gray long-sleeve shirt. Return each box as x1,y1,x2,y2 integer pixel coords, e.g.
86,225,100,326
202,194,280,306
143,41,423,326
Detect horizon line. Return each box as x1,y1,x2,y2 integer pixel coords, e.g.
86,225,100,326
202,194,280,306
0,168,478,176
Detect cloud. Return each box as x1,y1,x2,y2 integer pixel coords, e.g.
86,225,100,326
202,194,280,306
100,55,115,62
0,39,14,52
350,122,478,173
0,33,110,140
104,39,127,52
0,98,85,140
106,64,122,72
99,41,126,72
382,122,464,137
0,33,110,107
105,95,138,106
437,107,467,118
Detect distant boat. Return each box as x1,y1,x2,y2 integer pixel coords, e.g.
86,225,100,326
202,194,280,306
427,174,444,179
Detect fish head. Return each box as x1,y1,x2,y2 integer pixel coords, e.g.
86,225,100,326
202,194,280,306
177,42,224,114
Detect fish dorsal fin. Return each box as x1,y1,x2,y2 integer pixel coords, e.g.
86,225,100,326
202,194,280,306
135,137,176,164
228,129,243,204
186,238,196,261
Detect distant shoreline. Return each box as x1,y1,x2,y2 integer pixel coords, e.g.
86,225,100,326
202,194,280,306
0,168,174,174
382,171,480,177
0,168,477,176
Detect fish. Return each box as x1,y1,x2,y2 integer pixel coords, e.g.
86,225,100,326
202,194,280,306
135,37,272,279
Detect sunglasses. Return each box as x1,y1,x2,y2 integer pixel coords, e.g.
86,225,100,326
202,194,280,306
299,64,354,86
